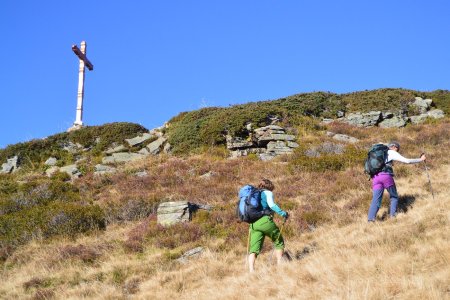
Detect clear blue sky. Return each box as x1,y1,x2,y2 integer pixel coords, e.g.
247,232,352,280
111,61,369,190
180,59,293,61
1,0,449,148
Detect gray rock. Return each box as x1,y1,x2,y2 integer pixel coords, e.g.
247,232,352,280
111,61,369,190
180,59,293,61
266,141,294,155
378,116,407,128
138,147,150,155
105,145,127,154
63,142,83,154
427,109,445,119
94,164,117,175
102,156,116,164
337,111,345,118
163,142,172,153
125,133,153,147
411,97,432,114
112,152,146,163
326,131,335,137
343,111,381,127
135,171,148,177
45,166,60,177
257,134,296,142
59,164,82,179
332,134,360,143
410,114,429,124
226,135,254,150
176,247,204,264
146,137,167,155
157,201,190,226
259,152,277,161
287,141,299,148
1,156,19,174
44,157,58,166
199,171,214,179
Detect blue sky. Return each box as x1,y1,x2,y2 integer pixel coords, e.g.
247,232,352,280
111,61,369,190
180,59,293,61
1,0,449,148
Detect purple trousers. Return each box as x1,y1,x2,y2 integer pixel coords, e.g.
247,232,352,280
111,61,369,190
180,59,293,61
368,172,399,221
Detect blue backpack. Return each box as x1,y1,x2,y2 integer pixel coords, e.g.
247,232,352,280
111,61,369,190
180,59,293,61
237,185,267,223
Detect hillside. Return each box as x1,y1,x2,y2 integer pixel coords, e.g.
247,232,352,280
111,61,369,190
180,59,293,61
0,88,449,299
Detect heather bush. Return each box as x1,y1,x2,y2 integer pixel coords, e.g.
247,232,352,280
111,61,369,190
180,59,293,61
0,202,105,261
59,244,102,263
0,122,148,169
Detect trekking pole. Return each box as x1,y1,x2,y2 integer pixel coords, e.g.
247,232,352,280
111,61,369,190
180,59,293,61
245,226,251,268
270,217,287,264
421,150,435,200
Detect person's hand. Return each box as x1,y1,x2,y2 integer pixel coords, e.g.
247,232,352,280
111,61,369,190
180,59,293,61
420,153,426,161
283,212,289,222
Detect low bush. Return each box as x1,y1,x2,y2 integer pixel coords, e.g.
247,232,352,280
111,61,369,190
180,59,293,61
0,122,148,169
289,144,366,172
0,202,105,261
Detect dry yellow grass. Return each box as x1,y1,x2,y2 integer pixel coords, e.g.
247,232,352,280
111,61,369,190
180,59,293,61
1,164,448,299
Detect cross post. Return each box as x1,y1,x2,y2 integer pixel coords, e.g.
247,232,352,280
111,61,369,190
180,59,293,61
68,41,94,131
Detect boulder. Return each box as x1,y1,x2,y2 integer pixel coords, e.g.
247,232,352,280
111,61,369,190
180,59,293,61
332,134,359,143
410,114,429,124
259,152,277,161
125,133,153,147
59,164,82,179
62,142,83,154
45,166,60,177
44,157,58,166
427,109,445,119
105,145,127,154
343,111,381,127
226,135,254,150
94,164,117,175
1,156,19,174
135,171,148,177
378,116,407,128
266,141,294,155
163,142,172,153
146,137,167,155
176,247,204,264
138,148,150,155
112,152,146,163
257,134,296,143
157,201,190,226
410,97,432,114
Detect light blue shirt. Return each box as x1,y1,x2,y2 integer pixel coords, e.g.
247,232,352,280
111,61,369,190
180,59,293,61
260,190,287,217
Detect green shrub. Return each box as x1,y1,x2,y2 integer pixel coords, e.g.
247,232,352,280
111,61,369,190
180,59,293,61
290,144,366,172
0,202,105,261
0,122,148,169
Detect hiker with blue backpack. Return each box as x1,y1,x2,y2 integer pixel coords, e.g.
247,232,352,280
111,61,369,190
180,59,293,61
365,141,426,222
237,178,289,272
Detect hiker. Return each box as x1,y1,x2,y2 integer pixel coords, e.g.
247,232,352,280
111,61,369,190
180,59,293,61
368,141,426,222
248,178,288,272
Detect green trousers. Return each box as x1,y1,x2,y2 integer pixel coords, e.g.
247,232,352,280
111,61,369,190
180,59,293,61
249,215,284,255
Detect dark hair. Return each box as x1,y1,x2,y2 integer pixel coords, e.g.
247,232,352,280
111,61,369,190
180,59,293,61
258,178,275,191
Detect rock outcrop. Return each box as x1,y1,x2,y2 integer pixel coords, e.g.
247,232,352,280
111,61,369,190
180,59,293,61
1,156,19,174
227,125,299,160
327,97,445,128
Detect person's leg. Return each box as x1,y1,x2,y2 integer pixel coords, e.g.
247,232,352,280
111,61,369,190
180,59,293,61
266,220,285,265
248,222,265,272
368,188,384,221
248,253,256,272
387,184,399,217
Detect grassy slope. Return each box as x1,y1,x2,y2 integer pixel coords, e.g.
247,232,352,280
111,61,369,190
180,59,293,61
0,121,449,299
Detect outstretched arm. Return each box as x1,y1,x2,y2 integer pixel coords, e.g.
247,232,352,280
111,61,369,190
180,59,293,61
263,191,287,217
388,150,426,164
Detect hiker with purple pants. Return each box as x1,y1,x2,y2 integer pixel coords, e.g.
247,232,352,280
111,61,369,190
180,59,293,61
368,142,426,222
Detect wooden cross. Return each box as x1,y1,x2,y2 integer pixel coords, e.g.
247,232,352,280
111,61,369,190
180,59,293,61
69,41,93,131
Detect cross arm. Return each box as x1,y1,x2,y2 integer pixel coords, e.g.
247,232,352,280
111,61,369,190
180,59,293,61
72,45,94,71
